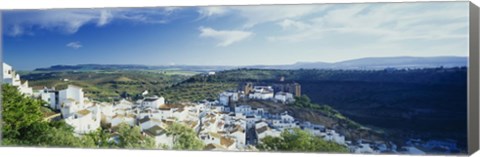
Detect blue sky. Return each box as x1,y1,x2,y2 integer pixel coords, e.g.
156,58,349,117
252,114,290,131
2,2,469,70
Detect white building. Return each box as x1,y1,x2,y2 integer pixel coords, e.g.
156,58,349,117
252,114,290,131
274,92,295,104
36,84,102,135
255,121,269,129
138,109,153,120
255,125,281,143
235,105,253,116
142,90,149,96
58,85,94,118
300,121,325,136
141,96,165,109
18,81,33,96
152,107,173,120
173,106,199,122
41,85,90,114
144,125,173,148
248,86,274,100
200,112,225,134
219,91,239,106
270,112,297,130
114,99,133,110
61,99,92,118
41,87,59,110
59,85,85,106
245,115,260,129
64,107,101,134
98,102,115,124
139,116,163,131
111,114,136,127
2,63,33,96
229,125,246,147
200,132,237,150
2,63,19,85
322,129,346,145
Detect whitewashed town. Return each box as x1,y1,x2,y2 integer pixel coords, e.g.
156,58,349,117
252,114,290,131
4,62,447,154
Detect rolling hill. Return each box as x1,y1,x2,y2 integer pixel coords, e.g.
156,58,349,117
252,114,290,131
33,56,467,72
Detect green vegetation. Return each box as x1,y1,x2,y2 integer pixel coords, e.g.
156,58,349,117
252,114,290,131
189,68,467,148
41,121,96,147
195,67,467,84
115,123,156,149
160,82,237,103
2,84,155,149
23,70,191,102
84,128,116,148
257,128,348,152
290,95,361,129
165,123,204,150
23,70,234,103
40,106,57,117
20,66,468,150
2,84,93,147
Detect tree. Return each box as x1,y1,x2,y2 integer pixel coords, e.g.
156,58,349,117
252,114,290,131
115,123,156,149
257,128,348,153
42,121,95,148
2,84,49,145
291,95,313,108
165,123,204,150
84,128,114,148
2,84,94,147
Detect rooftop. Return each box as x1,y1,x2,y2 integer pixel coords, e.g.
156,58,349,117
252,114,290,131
138,116,152,124
204,143,226,150
256,126,269,134
220,137,235,147
231,125,245,133
209,132,222,139
145,125,166,136
144,98,159,102
76,109,91,116
183,120,198,129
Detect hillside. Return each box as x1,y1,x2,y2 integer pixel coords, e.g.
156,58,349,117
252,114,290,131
184,67,468,149
21,70,192,101
21,66,468,150
243,99,385,142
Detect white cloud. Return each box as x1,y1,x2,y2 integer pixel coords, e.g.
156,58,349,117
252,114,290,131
196,5,329,28
3,8,179,36
97,10,113,26
235,5,328,28
278,19,311,30
163,7,181,15
267,3,468,43
199,27,253,47
66,41,83,49
9,24,25,37
197,7,229,19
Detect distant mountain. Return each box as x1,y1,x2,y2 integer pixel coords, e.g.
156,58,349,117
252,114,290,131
331,56,468,69
35,56,467,72
35,64,237,72
247,56,467,70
